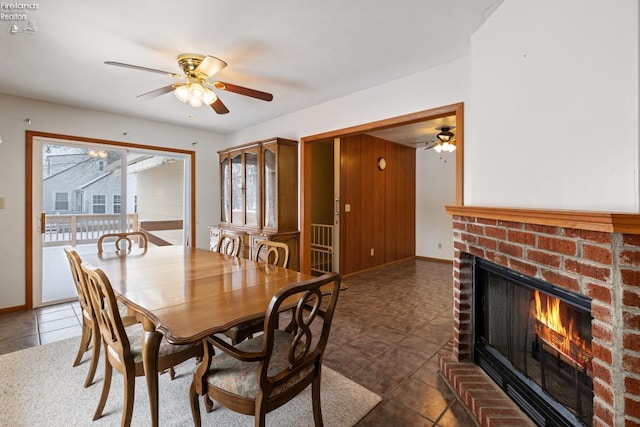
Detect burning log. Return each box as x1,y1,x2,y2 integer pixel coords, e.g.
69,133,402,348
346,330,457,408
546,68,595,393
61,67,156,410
533,291,593,374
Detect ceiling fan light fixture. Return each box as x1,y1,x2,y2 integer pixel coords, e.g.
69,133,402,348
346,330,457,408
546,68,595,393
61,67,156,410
425,126,456,153
105,52,273,114
174,85,190,102
189,83,205,99
188,96,203,108
174,81,217,107
202,89,217,105
437,127,454,143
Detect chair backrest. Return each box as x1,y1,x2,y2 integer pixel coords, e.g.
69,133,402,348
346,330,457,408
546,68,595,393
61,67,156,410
260,272,340,390
254,240,290,268
97,231,148,254
214,231,242,257
81,262,131,359
64,247,93,317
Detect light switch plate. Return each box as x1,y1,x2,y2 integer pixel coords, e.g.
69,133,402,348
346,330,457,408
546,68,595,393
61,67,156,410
345,204,351,212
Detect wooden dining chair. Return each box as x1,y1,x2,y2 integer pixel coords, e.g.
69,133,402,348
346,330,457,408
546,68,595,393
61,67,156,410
222,240,291,345
254,240,290,268
97,231,148,254
213,231,242,257
81,262,203,427
65,247,102,387
64,247,139,388
190,272,341,427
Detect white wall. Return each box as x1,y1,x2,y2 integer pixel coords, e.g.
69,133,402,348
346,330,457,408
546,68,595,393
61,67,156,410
227,58,471,260
416,150,457,259
138,160,185,245
228,58,471,146
0,94,225,309
467,0,639,210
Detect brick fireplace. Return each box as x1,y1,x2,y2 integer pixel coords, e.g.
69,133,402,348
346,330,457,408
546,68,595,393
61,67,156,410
439,206,640,427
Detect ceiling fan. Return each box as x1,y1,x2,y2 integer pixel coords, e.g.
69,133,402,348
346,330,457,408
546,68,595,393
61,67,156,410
424,126,456,153
105,53,273,114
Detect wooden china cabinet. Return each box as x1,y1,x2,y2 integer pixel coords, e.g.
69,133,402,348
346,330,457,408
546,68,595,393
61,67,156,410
210,137,300,270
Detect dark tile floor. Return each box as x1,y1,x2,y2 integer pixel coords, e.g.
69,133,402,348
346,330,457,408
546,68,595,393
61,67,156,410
0,258,475,426
324,259,474,426
0,300,83,355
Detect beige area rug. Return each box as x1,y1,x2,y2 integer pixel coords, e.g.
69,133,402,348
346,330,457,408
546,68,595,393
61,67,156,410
0,337,380,426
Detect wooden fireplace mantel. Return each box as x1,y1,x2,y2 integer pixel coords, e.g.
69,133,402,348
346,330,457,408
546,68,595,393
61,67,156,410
445,205,640,234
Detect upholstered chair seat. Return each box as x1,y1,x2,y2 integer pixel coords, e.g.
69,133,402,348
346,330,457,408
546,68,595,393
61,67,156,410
203,330,311,400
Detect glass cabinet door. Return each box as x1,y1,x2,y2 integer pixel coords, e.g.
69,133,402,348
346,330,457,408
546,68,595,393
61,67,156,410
230,151,243,225
263,146,277,229
244,148,259,227
220,155,230,223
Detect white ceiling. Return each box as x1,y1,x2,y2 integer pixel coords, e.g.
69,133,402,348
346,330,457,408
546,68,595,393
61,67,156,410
0,0,502,139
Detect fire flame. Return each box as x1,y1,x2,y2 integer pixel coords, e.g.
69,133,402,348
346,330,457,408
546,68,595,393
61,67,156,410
534,290,570,337
533,290,592,372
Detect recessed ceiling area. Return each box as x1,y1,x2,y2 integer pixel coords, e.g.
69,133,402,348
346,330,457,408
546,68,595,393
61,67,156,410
366,115,456,148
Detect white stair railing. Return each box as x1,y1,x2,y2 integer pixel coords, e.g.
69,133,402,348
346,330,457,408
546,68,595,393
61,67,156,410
311,223,333,274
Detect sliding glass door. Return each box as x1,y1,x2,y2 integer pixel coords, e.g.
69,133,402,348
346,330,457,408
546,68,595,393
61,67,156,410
32,136,191,307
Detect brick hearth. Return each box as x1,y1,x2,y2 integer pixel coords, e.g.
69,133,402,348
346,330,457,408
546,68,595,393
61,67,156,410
441,206,640,427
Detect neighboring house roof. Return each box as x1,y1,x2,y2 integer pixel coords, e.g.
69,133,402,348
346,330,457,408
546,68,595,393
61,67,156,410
76,171,114,191
43,157,94,182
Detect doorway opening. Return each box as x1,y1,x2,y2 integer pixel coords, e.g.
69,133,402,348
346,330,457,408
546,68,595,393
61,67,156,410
309,138,339,275
300,103,464,275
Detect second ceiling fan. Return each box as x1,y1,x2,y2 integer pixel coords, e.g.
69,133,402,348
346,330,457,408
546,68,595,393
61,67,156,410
105,53,273,114
424,126,456,153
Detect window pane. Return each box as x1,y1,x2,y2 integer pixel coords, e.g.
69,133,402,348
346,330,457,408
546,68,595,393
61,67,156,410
92,194,106,214
220,158,229,223
231,153,242,225
245,152,258,226
55,192,69,211
264,149,276,228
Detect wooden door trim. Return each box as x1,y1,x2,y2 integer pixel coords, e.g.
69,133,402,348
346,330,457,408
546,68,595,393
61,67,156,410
299,102,464,274
25,131,196,309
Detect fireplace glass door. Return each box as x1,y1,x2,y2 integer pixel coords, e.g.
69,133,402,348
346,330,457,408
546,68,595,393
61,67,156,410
475,259,593,426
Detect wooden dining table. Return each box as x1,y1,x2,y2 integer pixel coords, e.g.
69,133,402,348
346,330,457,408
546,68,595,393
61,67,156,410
81,244,313,427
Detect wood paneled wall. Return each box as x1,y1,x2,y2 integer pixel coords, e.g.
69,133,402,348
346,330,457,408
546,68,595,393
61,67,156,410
339,134,416,274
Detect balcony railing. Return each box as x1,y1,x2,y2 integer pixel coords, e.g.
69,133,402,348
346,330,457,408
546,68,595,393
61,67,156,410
42,213,140,247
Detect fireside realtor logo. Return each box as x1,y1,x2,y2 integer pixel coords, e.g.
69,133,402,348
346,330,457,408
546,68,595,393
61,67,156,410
2,2,38,34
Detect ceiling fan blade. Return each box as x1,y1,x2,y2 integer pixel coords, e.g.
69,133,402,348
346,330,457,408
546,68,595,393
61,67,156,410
196,55,227,77
211,97,230,114
136,84,177,100
212,81,273,102
105,61,183,78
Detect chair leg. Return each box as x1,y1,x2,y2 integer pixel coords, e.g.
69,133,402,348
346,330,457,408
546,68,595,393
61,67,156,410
204,395,214,413
189,381,202,427
255,393,266,427
73,321,92,367
83,332,101,387
93,351,112,421
121,368,136,427
312,375,323,426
